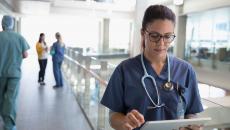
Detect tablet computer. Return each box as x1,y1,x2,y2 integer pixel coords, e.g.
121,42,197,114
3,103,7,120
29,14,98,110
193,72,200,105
140,117,211,130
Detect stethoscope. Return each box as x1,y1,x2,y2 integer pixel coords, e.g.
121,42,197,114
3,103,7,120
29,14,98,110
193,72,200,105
141,53,174,109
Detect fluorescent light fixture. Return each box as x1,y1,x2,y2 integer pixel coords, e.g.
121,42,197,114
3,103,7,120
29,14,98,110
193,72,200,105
17,1,50,15
173,0,183,5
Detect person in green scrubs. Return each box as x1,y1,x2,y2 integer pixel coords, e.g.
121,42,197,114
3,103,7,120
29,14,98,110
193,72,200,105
0,15,30,130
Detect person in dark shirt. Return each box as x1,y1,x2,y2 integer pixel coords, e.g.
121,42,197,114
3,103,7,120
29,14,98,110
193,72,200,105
100,5,203,130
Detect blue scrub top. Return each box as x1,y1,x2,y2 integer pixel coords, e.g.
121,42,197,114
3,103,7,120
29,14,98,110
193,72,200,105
51,42,65,63
100,54,203,130
0,30,30,78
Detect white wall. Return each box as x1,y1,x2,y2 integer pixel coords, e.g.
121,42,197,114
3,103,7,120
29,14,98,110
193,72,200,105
183,0,230,15
20,15,100,54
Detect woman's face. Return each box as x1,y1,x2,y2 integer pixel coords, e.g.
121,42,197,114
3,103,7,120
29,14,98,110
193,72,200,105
41,35,45,41
142,19,175,58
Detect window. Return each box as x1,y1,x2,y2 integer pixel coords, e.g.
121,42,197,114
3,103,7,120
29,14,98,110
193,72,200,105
185,7,230,71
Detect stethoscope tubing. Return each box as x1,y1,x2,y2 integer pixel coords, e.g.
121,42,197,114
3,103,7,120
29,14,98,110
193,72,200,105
141,53,171,108
141,75,160,106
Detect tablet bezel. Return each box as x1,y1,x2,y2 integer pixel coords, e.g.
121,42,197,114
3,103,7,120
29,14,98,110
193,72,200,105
140,117,211,130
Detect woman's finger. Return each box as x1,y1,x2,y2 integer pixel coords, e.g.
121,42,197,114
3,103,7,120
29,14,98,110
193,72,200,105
123,122,134,130
127,112,140,127
131,109,145,123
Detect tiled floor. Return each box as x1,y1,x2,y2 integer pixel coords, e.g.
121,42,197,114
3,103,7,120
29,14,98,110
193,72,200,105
1,55,91,130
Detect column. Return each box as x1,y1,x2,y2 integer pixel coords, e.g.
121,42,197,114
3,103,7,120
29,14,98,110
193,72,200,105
13,16,21,33
99,18,110,53
173,5,187,59
128,21,134,54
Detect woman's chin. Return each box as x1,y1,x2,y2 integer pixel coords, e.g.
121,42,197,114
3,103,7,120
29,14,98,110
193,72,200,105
153,50,167,56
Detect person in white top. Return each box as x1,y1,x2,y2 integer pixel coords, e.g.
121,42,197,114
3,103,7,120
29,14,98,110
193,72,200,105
36,33,48,85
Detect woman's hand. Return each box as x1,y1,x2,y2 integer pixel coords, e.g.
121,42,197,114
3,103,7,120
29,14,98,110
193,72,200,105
45,47,48,52
121,109,145,130
180,125,203,130
180,114,203,130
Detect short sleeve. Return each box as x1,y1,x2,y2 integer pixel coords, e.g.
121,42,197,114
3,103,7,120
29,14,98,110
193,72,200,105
100,65,125,113
184,67,204,115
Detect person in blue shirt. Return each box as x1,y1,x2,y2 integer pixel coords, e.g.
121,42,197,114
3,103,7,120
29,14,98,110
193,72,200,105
51,32,65,88
100,5,203,130
0,15,30,130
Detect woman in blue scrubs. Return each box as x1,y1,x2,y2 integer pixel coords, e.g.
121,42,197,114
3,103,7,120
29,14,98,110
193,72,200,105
51,32,65,88
100,5,203,130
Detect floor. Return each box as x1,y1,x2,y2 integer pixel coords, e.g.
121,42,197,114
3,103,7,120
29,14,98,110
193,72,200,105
1,55,91,130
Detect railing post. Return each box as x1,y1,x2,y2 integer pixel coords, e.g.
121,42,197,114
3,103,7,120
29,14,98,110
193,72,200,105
75,53,84,102
71,51,78,88
66,48,72,78
97,61,107,130
67,47,71,69
63,47,69,72
77,53,83,85
84,56,91,115
70,49,77,86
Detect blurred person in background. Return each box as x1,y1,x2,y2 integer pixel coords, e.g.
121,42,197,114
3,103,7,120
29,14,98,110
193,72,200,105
0,15,30,130
36,33,48,86
50,32,65,88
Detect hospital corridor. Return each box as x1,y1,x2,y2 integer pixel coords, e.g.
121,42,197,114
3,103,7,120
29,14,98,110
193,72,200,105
0,55,92,130
0,0,230,130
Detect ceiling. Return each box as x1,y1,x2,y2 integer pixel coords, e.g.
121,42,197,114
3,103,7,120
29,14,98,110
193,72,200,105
0,0,135,19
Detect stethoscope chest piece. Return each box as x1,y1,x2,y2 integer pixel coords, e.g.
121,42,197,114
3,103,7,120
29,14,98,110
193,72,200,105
163,82,174,91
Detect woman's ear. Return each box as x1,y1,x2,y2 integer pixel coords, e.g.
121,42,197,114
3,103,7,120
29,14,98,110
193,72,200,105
141,29,145,49
141,37,145,49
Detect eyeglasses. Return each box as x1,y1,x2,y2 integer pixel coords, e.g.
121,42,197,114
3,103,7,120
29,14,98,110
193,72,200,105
145,30,176,43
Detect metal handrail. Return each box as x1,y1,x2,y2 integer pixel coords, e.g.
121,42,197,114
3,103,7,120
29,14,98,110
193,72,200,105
64,55,108,86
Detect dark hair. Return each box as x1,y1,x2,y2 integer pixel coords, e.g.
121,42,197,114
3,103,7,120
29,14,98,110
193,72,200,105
141,5,176,31
39,33,46,45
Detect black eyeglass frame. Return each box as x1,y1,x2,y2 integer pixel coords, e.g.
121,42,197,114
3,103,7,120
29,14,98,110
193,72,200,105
145,30,176,43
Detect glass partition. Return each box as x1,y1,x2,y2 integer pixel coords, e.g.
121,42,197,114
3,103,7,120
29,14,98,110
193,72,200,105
62,47,116,130
185,7,230,71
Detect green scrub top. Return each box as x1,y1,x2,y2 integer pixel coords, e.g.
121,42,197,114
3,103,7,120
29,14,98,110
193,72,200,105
0,30,30,78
